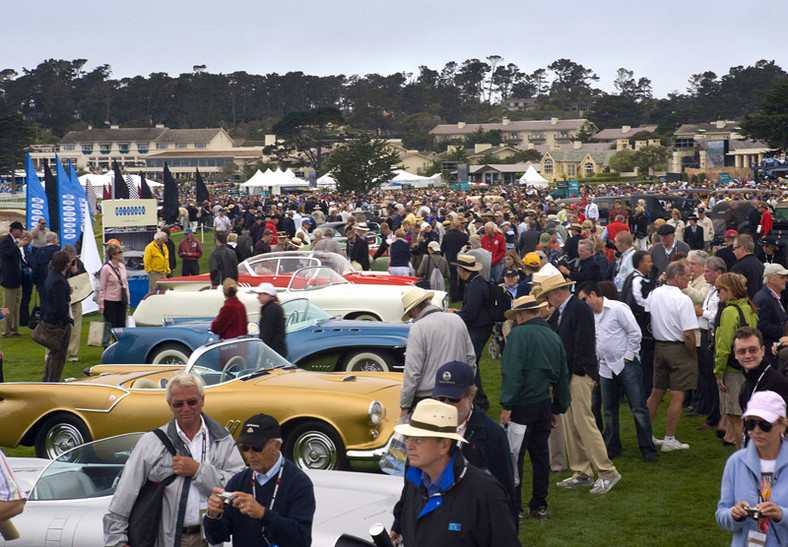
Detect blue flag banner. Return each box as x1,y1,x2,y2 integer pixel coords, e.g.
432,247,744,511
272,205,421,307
25,153,49,231
55,155,80,247
68,160,89,229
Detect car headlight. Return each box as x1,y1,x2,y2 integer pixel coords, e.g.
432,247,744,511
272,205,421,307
247,322,260,335
368,400,385,425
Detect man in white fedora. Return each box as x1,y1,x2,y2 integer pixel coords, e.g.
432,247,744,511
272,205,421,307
390,399,520,546
399,287,476,419
537,273,622,494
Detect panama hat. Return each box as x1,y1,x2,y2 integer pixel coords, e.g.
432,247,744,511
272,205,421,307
451,254,483,271
535,274,575,302
394,399,466,443
504,295,548,320
401,287,435,321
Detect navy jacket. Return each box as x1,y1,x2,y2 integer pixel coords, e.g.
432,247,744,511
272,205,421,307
41,270,71,326
731,254,764,300
462,406,518,524
203,461,315,547
0,234,22,289
753,285,787,353
259,301,287,358
549,294,598,379
457,272,493,330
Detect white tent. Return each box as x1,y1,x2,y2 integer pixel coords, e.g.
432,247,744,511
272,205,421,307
240,168,309,195
519,165,549,188
79,173,162,190
386,169,442,189
317,173,337,189
239,169,270,188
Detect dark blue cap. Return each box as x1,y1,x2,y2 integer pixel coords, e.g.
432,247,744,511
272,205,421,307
432,361,475,399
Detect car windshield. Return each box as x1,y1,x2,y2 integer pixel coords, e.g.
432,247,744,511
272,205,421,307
238,251,355,276
282,298,333,331
186,338,292,385
29,433,144,500
287,266,349,291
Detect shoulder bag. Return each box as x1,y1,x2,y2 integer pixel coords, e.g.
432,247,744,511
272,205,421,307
127,429,178,547
31,320,68,352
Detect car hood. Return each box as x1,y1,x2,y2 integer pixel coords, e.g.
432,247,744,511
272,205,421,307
249,368,402,395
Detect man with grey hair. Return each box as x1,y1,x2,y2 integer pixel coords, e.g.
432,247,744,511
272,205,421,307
694,256,726,428
143,231,170,295
104,372,245,547
312,227,343,256
753,263,788,361
464,234,491,281
731,233,764,299
646,260,697,451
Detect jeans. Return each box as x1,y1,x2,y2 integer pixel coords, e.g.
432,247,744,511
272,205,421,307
600,358,656,458
511,398,552,511
182,261,200,277
490,262,504,283
468,325,492,410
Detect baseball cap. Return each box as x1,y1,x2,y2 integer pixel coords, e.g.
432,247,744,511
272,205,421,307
742,391,786,423
432,361,475,400
236,414,281,448
725,229,738,239
183,227,193,234
523,252,541,269
761,237,778,246
503,268,518,277
764,263,788,277
248,282,277,296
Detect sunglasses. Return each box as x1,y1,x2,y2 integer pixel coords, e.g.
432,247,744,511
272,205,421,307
744,419,774,432
170,398,201,409
238,444,264,453
735,346,761,356
436,396,462,404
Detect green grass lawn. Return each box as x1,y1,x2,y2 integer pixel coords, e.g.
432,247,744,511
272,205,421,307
0,222,733,544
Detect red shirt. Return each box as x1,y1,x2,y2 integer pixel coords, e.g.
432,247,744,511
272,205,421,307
482,232,506,265
211,296,248,339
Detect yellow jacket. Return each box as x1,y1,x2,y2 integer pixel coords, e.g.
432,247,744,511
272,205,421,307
143,240,170,274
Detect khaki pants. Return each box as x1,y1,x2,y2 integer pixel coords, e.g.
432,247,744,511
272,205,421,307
67,301,82,359
147,271,166,294
2,287,20,335
563,374,618,480
548,418,567,472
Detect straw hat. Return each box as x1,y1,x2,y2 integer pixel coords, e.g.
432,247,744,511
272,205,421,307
504,295,548,320
535,274,575,302
451,254,483,272
394,399,466,443
401,287,435,321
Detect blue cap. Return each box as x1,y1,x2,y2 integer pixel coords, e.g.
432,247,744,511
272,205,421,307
432,361,475,399
427,215,436,224
183,227,193,234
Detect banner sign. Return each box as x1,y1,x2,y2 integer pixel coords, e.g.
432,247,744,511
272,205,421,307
25,153,49,231
103,199,158,228
56,155,82,247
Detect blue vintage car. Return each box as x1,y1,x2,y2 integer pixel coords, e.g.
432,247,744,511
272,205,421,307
101,298,410,372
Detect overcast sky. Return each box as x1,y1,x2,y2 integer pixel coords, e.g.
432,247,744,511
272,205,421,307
4,0,785,99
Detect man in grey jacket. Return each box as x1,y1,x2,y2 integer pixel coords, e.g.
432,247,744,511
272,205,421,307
103,372,245,547
399,287,476,418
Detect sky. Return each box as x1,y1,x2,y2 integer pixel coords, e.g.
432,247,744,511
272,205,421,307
3,0,786,99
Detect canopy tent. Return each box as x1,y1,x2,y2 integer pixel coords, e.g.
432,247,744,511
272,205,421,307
387,169,444,188
518,165,549,188
240,168,309,195
317,173,337,189
78,173,162,190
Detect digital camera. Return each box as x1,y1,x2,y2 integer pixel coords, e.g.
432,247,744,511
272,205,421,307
218,492,236,506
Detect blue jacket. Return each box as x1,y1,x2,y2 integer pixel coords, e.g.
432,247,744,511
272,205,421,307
716,440,788,546
457,272,493,330
753,285,788,354
203,460,315,547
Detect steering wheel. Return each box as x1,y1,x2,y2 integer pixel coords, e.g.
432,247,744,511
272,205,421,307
220,355,248,383
306,278,320,288
287,312,300,326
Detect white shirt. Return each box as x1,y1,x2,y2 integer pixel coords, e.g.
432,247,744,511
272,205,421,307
700,286,719,331
585,202,599,220
539,262,562,278
646,284,697,342
176,417,210,526
631,271,650,309
594,298,642,379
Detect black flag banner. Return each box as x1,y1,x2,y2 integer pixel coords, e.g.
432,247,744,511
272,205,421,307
43,162,60,233
195,168,210,204
113,161,129,199
162,163,179,224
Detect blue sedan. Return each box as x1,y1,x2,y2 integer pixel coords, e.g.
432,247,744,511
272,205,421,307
102,299,410,372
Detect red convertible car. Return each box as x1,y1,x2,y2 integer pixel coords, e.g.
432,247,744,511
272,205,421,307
158,251,416,290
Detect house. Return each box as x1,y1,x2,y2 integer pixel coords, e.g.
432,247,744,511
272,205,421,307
670,120,772,173
384,139,435,175
502,98,538,111
430,117,595,149
466,144,522,164
540,143,617,182
593,125,659,151
27,125,263,180
469,162,535,185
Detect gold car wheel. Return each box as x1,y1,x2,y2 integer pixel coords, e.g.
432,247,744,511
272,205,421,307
285,423,346,470
35,414,92,459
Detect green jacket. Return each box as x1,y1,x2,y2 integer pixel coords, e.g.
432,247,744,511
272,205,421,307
714,297,758,378
500,317,571,413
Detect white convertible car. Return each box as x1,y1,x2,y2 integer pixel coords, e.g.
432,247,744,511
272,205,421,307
3,433,400,547
134,266,447,326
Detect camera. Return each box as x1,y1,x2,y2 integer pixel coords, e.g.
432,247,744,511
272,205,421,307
218,492,236,506
745,506,763,520
552,255,579,272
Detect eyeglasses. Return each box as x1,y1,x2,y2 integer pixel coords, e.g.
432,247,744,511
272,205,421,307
170,398,201,408
734,346,762,356
238,444,264,453
436,396,462,404
744,419,774,432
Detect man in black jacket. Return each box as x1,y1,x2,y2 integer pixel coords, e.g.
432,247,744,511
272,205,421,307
390,399,520,547
250,283,287,358
441,218,469,302
731,233,765,299
345,226,370,271
715,229,739,271
735,327,788,411
209,231,239,287
449,254,493,411
537,274,621,494
753,264,788,359
684,216,705,250
0,221,24,337
558,238,601,283
431,361,518,524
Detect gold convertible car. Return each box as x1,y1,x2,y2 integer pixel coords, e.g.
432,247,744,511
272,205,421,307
0,337,401,470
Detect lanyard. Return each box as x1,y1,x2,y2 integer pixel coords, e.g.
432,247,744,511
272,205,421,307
178,428,207,463
252,463,284,511
752,365,772,397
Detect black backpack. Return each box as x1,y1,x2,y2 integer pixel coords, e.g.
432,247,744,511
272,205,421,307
488,281,513,323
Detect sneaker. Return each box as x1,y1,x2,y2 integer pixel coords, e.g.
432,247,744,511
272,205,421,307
556,476,594,488
652,436,664,446
661,438,690,452
529,507,548,520
590,473,621,494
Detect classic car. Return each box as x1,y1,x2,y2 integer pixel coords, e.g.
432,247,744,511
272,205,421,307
0,337,400,469
134,266,446,326
4,433,399,547
157,251,415,291
103,298,409,372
